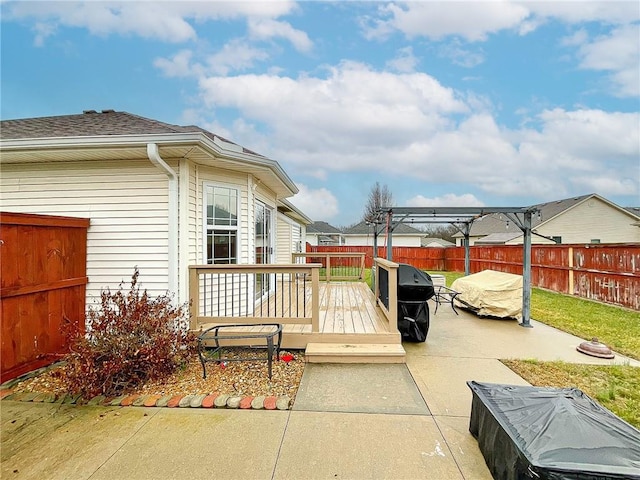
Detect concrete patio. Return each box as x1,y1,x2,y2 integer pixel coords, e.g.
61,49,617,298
2,305,637,480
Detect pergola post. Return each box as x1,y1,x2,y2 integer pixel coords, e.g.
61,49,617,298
521,211,533,327
386,211,393,261
463,225,471,276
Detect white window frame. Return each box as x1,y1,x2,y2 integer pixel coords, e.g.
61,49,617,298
203,182,241,264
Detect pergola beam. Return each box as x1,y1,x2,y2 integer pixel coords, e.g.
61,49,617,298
376,205,539,327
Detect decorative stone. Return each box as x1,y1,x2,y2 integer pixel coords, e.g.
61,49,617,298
155,395,173,408
226,396,242,409
264,396,277,410
120,395,139,407
0,389,14,400
179,395,195,407
109,395,127,406
213,394,229,408
276,396,291,410
143,395,162,407
251,396,266,410
132,396,148,407
239,396,254,409
201,393,218,408
190,394,207,408
87,395,106,406
41,393,58,403
20,392,40,402
167,395,183,408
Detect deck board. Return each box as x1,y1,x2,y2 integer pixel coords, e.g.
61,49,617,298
197,281,398,349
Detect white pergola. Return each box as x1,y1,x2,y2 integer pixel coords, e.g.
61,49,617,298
371,206,540,327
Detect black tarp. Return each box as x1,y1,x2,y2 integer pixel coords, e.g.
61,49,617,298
397,264,434,342
467,381,640,480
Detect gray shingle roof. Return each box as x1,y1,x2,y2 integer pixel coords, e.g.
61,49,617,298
307,221,342,234
344,220,423,235
0,110,260,155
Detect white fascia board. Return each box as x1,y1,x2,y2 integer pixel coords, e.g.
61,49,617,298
0,131,300,197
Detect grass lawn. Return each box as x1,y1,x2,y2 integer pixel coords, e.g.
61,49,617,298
426,270,640,427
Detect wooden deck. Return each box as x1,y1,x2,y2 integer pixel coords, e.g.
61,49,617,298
198,281,402,356
190,260,404,363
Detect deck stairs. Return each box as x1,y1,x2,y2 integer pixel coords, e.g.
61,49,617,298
304,343,406,364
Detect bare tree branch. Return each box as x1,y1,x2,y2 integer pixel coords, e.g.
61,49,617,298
363,182,393,223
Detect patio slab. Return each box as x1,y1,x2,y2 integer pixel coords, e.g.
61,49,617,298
90,408,289,480
1,401,158,480
293,363,429,415
407,355,530,416
274,411,464,480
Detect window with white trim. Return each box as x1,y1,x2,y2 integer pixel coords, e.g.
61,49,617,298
204,184,239,264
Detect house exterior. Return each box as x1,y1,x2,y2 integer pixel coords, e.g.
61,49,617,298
453,194,640,246
421,237,455,248
305,221,343,246
343,220,424,247
0,110,310,305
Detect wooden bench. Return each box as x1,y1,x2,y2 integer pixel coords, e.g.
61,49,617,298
197,323,283,379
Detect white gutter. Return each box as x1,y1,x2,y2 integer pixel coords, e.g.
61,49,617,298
146,143,178,297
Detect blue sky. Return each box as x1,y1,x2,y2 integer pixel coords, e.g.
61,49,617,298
2,1,639,226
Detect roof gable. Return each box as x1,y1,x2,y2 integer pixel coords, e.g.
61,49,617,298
307,221,341,234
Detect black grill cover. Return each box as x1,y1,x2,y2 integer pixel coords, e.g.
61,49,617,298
397,264,435,301
397,264,435,342
467,381,640,480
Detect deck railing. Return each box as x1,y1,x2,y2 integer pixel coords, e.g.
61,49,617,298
373,258,399,333
189,264,321,333
292,252,366,281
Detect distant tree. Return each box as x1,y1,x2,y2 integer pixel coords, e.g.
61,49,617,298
424,224,459,243
363,182,393,224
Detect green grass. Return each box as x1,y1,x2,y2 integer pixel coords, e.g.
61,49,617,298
531,289,640,360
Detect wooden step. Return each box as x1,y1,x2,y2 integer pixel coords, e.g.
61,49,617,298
305,343,406,364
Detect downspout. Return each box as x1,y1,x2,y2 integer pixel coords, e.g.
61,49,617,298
147,143,178,296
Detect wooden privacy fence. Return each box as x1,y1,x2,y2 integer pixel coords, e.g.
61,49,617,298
0,212,89,382
308,244,639,310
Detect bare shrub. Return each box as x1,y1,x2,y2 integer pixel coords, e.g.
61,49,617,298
64,268,197,398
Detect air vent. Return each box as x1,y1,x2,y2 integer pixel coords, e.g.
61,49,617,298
101,109,115,113
83,110,97,114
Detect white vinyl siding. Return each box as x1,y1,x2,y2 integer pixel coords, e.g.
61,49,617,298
535,198,640,244
0,160,171,304
276,211,302,263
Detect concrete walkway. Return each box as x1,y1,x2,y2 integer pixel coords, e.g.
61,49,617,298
2,306,636,480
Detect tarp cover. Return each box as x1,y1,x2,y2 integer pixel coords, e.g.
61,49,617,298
468,381,640,480
452,269,522,319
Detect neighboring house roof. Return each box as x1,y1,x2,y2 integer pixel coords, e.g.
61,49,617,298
0,110,298,198
421,237,455,247
453,193,640,238
344,220,423,235
307,221,342,234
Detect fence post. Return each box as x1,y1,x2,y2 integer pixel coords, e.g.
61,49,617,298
568,247,574,294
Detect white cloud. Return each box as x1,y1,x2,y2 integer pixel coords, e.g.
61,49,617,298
573,24,640,97
247,18,313,53
154,50,201,78
288,184,339,220
205,39,271,75
363,1,638,43
4,0,299,44
407,193,485,207
439,40,485,68
386,46,419,73
364,1,530,42
192,60,638,202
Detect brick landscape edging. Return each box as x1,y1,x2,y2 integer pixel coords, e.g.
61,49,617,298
0,388,291,410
